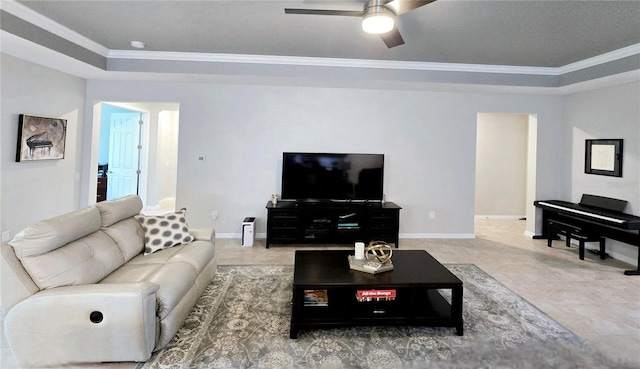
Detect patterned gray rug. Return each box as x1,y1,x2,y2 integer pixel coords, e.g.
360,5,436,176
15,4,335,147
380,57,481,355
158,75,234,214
139,265,631,369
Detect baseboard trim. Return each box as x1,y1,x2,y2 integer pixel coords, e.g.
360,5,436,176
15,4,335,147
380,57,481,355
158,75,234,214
567,238,637,267
400,233,476,239
602,251,636,267
539,234,638,267
475,215,526,220
217,233,242,239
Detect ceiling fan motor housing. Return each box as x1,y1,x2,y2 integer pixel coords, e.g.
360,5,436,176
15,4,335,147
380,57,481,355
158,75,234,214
362,0,396,34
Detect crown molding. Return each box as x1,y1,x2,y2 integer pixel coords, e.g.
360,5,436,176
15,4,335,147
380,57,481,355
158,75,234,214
108,50,560,75
108,43,640,76
3,0,639,77
4,29,637,96
0,0,110,57
558,43,640,74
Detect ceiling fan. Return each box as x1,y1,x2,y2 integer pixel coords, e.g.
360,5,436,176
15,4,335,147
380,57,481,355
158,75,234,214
284,0,437,48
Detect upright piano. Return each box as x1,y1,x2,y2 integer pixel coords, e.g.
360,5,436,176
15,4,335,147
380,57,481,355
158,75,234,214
534,194,640,275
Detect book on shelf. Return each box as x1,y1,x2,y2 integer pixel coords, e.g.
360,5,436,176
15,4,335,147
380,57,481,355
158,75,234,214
337,222,360,229
356,289,397,302
303,289,328,306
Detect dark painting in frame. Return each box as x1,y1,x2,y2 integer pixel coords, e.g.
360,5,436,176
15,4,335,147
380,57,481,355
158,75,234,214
16,114,67,162
585,139,623,177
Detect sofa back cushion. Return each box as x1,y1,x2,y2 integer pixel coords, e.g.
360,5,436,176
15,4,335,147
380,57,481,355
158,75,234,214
96,195,143,227
10,206,101,258
101,218,145,262
96,195,145,261
9,206,126,290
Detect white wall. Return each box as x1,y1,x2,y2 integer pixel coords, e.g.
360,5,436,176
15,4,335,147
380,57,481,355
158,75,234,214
155,110,179,203
0,53,86,237
475,113,528,217
82,80,564,239
0,55,569,245
564,82,640,264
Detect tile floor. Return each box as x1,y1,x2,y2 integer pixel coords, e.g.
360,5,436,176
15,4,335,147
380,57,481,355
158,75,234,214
2,219,639,368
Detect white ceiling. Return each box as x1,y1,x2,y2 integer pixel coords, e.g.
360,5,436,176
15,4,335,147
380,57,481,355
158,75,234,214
9,0,640,67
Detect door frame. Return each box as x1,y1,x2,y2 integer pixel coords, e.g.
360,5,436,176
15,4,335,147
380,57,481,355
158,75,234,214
473,113,538,237
89,102,150,205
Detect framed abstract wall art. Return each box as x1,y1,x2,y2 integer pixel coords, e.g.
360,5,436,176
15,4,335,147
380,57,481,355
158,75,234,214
15,114,67,162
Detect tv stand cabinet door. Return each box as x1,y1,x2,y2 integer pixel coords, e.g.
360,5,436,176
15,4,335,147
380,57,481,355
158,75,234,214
367,208,400,248
266,206,300,248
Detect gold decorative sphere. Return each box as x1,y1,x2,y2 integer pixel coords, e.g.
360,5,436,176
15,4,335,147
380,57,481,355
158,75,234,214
365,241,393,264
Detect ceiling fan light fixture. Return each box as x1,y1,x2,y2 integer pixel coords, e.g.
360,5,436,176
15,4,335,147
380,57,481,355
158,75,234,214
362,6,395,34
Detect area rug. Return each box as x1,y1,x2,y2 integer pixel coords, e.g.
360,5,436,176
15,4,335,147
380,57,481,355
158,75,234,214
138,265,631,369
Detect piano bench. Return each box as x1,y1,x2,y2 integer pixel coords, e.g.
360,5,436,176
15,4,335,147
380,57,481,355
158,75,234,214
547,220,606,260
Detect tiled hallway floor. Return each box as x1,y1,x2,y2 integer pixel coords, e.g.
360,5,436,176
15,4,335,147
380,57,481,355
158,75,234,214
2,219,639,367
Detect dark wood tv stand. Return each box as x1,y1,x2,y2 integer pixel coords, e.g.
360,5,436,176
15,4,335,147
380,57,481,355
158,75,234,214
265,201,401,248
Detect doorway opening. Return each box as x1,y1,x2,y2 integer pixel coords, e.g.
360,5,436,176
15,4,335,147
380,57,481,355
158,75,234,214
474,113,538,236
93,102,180,213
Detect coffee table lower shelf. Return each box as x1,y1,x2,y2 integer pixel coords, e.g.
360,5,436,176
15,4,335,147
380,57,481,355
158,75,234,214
290,287,464,338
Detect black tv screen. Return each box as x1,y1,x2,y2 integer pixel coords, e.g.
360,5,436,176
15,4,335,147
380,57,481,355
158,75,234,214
281,152,384,201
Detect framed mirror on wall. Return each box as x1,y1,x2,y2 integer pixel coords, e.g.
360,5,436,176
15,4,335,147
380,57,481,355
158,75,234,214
585,139,623,177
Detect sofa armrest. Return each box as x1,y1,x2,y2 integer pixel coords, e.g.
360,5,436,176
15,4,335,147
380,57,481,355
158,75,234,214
5,282,160,368
190,228,215,243
1,243,39,316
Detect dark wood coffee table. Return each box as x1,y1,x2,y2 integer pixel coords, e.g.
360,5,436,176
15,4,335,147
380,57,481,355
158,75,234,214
290,250,463,338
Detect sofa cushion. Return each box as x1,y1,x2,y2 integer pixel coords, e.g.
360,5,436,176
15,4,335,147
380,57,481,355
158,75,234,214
128,241,215,275
100,261,185,319
96,195,143,227
14,230,124,290
101,241,215,318
9,206,101,258
100,218,145,262
135,209,193,255
101,260,197,319
8,206,129,290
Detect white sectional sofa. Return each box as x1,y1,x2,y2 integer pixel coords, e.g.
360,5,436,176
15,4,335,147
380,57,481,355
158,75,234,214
1,195,216,367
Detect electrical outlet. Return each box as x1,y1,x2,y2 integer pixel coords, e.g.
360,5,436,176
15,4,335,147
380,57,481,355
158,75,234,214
211,211,218,221
2,230,10,242
429,211,436,219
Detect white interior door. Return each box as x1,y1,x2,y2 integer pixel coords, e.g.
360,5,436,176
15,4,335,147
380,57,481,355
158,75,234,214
107,112,141,200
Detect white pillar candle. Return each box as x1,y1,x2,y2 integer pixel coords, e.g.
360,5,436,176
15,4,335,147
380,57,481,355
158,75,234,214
355,242,365,260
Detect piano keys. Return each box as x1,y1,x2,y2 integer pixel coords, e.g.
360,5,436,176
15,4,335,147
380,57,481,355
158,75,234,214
534,194,640,276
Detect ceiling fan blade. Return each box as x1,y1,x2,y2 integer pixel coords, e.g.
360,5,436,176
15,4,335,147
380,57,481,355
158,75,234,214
385,0,437,15
380,27,405,48
284,8,363,16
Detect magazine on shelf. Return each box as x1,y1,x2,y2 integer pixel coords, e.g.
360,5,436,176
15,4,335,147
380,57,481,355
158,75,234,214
303,289,329,306
356,289,397,302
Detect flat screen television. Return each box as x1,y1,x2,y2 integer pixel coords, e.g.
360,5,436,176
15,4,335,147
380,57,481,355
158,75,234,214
281,152,384,202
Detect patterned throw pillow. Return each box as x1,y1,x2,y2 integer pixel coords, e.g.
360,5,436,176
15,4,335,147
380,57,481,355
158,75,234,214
136,208,193,255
